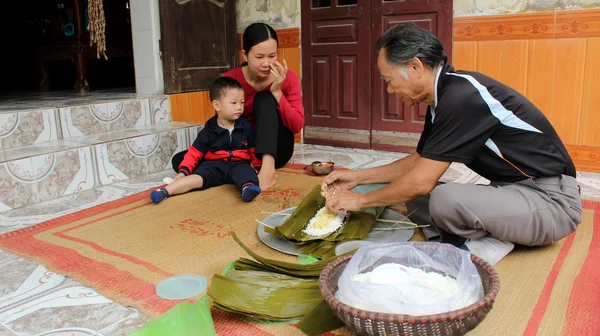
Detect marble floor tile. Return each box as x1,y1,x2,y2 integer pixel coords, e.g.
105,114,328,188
149,98,171,124
0,324,15,335
0,251,20,268
1,287,132,336
0,89,164,113
93,310,150,336
94,138,148,186
0,124,197,164
0,158,39,212
0,110,58,150
103,100,152,132
59,106,110,139
33,148,96,203
146,129,188,174
0,258,42,297
0,187,132,234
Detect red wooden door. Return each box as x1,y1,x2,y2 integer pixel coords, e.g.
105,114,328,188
158,0,237,94
301,0,372,149
370,0,453,152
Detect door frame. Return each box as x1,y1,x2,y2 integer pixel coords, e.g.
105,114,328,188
301,0,373,149
301,0,453,152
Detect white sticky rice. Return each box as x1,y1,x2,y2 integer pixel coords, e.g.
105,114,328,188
303,207,347,237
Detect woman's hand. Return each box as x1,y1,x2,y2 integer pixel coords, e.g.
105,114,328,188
269,60,288,102
174,173,185,181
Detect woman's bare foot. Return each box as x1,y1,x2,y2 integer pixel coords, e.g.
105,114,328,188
258,168,277,191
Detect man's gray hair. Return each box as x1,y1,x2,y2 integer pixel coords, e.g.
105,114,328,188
376,23,447,70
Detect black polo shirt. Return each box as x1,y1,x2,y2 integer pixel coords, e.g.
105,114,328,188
416,63,576,183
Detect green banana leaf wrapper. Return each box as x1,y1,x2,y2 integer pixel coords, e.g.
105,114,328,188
264,185,386,258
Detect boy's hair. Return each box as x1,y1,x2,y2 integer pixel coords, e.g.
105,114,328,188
209,77,243,101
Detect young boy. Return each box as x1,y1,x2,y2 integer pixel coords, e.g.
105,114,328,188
150,77,262,203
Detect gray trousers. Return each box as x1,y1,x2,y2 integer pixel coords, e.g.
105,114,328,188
406,175,582,247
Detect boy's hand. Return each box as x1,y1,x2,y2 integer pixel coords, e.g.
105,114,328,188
174,173,185,181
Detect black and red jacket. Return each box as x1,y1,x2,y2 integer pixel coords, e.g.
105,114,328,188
179,116,262,176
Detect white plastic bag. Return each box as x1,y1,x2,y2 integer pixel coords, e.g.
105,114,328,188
335,242,484,316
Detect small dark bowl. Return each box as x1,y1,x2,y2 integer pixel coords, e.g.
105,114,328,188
310,161,335,176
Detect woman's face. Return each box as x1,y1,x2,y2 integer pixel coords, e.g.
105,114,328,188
244,38,278,79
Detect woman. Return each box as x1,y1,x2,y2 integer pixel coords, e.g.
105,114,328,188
171,23,304,190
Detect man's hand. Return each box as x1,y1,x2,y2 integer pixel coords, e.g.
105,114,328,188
325,189,364,214
321,170,360,197
174,173,185,181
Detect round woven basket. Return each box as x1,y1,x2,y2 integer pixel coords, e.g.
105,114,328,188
319,243,501,336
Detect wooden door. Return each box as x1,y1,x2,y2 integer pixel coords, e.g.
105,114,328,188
370,0,453,152
158,0,237,94
301,0,372,149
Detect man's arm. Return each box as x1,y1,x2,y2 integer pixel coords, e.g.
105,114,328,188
356,152,421,185
359,157,450,207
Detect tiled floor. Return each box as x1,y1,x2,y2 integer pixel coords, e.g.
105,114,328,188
1,144,600,335
0,89,161,112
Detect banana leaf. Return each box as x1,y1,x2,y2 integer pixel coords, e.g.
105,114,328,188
264,184,387,259
231,232,338,273
225,270,319,289
297,300,346,336
208,273,323,321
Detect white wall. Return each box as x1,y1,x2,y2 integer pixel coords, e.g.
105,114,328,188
129,0,164,94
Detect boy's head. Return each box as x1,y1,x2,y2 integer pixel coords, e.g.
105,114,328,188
210,77,245,122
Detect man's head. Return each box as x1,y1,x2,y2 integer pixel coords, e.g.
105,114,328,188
210,77,245,122
376,23,447,106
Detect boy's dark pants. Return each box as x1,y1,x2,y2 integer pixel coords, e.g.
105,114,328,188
193,161,258,191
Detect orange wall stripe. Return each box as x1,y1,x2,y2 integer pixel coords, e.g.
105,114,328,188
454,9,600,41
454,12,554,41
237,27,300,50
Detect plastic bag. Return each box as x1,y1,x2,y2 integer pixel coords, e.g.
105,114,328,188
128,296,216,336
335,242,484,316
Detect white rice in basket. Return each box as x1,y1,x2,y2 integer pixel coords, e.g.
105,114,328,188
303,207,348,236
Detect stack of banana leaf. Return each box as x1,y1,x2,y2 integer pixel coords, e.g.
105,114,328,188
265,185,386,259
208,232,346,335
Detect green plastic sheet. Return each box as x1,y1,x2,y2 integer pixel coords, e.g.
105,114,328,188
128,296,216,336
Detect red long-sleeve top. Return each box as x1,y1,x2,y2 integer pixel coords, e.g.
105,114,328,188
222,67,305,134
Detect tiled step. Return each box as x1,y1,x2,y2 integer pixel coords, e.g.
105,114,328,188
0,96,172,150
0,94,202,213
0,122,201,212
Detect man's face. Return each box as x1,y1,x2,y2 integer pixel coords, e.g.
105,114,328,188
377,49,420,106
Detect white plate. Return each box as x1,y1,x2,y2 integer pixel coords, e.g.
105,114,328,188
256,207,414,256
155,274,208,300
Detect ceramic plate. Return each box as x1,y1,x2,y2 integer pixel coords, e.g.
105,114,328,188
256,207,414,256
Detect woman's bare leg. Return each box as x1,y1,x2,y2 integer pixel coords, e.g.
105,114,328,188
257,154,277,190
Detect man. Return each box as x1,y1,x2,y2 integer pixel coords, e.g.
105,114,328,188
322,23,582,266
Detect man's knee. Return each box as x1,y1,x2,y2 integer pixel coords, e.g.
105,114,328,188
428,184,460,222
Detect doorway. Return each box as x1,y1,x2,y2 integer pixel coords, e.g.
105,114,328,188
301,0,453,152
0,0,135,99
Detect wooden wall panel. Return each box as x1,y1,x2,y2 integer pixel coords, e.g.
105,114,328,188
453,9,600,172
453,41,477,71
550,39,586,145
526,39,556,117
580,38,600,147
476,41,503,81
170,91,213,123
500,40,529,96
280,47,301,79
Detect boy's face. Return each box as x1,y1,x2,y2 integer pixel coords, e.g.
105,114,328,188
213,88,245,121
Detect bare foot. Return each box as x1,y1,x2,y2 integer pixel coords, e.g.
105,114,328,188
258,169,278,191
